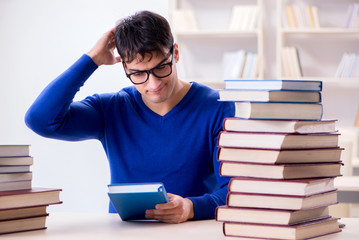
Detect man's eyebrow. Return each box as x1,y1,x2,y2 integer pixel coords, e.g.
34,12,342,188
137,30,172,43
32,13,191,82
126,55,170,72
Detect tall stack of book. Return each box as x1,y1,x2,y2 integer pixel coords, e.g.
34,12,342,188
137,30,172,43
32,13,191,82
0,145,62,235
216,80,342,240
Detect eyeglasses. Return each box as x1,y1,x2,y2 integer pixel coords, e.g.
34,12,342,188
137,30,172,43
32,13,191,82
123,47,174,85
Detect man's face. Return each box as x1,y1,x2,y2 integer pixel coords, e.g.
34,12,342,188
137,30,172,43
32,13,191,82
124,45,179,105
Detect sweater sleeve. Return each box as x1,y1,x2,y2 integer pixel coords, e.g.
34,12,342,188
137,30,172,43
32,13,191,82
25,54,104,141
188,100,235,220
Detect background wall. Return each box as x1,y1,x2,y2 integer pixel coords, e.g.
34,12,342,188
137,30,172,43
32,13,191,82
0,0,168,213
0,0,357,213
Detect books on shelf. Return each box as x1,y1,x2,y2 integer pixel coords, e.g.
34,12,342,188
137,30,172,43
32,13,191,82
218,132,338,149
221,118,335,134
216,205,330,226
172,9,198,32
223,79,322,91
283,5,320,29
344,3,359,28
223,217,340,240
227,190,338,210
228,177,337,197
108,182,169,221
233,102,323,120
221,50,259,80
282,47,303,78
228,5,258,31
219,90,321,102
335,52,359,78
218,147,343,164
220,162,342,179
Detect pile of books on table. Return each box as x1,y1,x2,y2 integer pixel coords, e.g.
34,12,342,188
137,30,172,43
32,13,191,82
0,145,62,234
216,80,343,239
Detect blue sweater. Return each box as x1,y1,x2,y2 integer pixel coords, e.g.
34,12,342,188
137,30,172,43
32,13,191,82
25,54,235,219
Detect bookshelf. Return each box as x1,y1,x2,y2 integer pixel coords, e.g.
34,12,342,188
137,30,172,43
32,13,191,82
168,0,264,89
277,0,359,85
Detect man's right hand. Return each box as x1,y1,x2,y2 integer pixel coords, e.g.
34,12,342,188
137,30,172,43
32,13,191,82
86,28,122,66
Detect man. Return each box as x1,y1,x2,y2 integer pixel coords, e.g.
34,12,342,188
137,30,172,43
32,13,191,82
25,10,234,223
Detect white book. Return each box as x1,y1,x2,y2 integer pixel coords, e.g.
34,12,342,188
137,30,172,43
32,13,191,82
222,50,246,79
349,3,359,28
311,6,320,28
173,9,198,32
293,5,306,28
335,53,349,78
242,52,254,78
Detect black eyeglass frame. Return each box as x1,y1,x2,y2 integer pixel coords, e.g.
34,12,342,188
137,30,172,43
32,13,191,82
123,46,175,85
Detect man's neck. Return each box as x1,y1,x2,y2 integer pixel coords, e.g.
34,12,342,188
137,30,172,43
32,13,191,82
142,80,191,116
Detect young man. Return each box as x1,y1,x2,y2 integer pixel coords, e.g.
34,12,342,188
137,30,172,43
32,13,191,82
25,11,234,223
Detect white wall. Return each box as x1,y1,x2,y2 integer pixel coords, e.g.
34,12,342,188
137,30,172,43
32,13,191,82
0,0,169,213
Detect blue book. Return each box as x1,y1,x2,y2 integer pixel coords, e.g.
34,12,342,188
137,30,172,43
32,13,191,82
224,80,322,92
108,182,169,221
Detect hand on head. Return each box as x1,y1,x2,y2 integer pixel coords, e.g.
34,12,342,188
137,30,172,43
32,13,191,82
87,28,122,66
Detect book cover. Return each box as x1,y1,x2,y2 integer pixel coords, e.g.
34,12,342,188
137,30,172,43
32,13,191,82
217,147,343,164
222,118,335,134
223,217,341,239
218,131,339,150
218,90,321,103
216,205,330,225
223,80,322,91
220,161,342,179
234,102,323,120
108,182,169,221
228,177,337,196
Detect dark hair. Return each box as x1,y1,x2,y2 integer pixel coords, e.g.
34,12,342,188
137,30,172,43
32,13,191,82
115,10,174,63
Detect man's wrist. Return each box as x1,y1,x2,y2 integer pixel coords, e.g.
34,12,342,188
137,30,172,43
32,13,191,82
185,198,194,220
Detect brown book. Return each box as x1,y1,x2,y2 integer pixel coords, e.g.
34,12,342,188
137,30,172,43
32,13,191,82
0,181,31,192
227,190,338,210
0,156,33,166
0,214,48,235
234,102,323,120
0,188,61,210
218,90,321,103
218,147,343,164
220,162,342,179
228,177,337,196
0,145,30,157
222,118,336,134
0,205,47,221
223,217,341,240
216,205,330,225
218,132,339,149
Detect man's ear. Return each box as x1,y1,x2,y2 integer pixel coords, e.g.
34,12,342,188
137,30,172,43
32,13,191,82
174,43,179,63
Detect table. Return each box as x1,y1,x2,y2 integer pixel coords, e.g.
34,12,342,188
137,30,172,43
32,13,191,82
4,213,359,240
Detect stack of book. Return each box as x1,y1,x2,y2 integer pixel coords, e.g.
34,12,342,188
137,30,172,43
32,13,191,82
0,145,62,234
216,80,342,239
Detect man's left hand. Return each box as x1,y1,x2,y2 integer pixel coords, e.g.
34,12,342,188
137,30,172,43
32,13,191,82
145,193,194,223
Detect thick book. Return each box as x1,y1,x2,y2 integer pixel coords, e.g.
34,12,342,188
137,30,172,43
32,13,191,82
0,145,30,157
0,214,48,235
228,177,337,196
218,148,343,164
0,188,62,210
218,132,339,150
227,190,338,210
108,182,169,221
0,172,32,183
0,205,47,221
223,217,340,240
220,162,342,179
234,102,323,120
0,180,32,192
222,118,336,134
219,90,321,102
216,205,330,225
223,80,322,91
0,156,33,166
